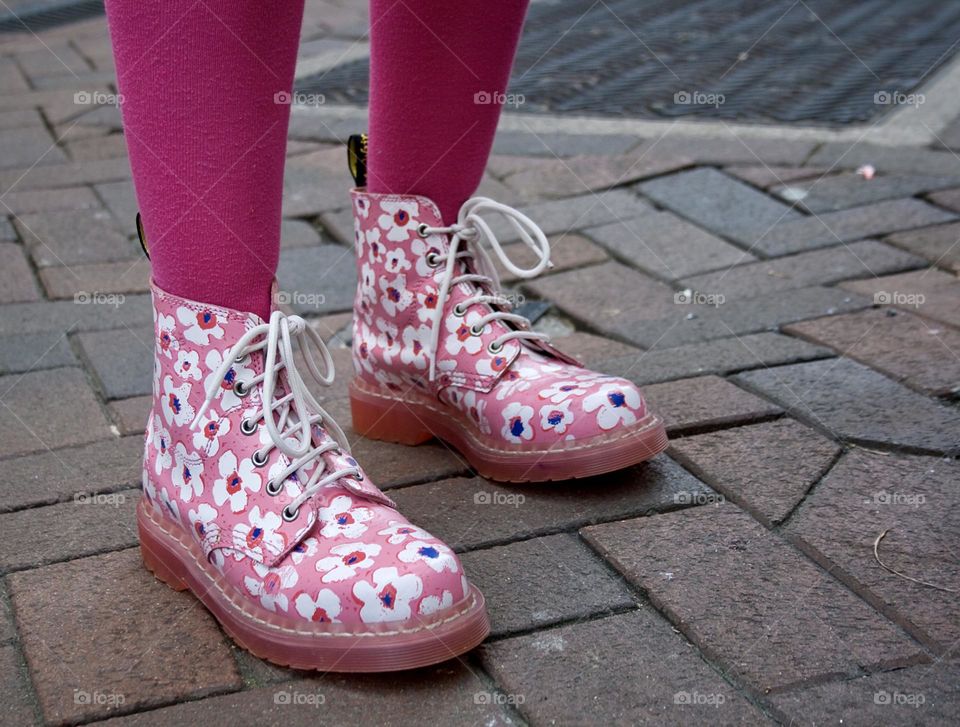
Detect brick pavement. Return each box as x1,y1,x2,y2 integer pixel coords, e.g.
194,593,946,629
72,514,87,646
0,3,959,726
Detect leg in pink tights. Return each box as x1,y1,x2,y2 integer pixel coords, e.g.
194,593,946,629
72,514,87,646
105,0,304,319
367,0,530,223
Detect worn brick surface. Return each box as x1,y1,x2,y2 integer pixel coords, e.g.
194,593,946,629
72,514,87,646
0,644,34,727
734,358,960,454
0,243,41,303
39,259,151,299
808,143,960,176
927,185,960,212
600,332,831,385
0,156,130,191
585,210,752,280
15,207,137,267
669,418,840,526
494,189,653,241
840,268,960,328
76,326,153,399
500,233,608,283
0,367,113,457
885,221,960,272
643,375,782,435
681,240,925,298
638,136,815,166
786,449,960,653
549,330,642,366
0,330,77,374
280,218,322,248
276,244,356,314
389,457,711,551
583,505,925,693
0,436,142,513
786,307,960,396
724,164,830,189
8,548,241,724
461,533,634,637
773,173,960,213
0,294,153,335
1,185,100,215
639,167,802,245
491,130,638,157
0,126,67,169
95,179,139,226
108,395,152,436
481,609,768,725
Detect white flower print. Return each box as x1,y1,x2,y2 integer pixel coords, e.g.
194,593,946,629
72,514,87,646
384,247,412,274
419,590,453,616
501,402,534,443
176,306,225,346
358,262,378,315
476,349,513,378
493,362,540,401
267,457,303,499
213,449,262,513
192,410,232,456
539,379,589,404
378,199,419,242
161,375,195,427
411,237,444,277
583,383,642,430
365,226,385,265
354,195,370,219
294,589,342,623
173,349,202,381
158,485,182,525
353,321,377,375
354,567,423,624
444,310,484,356
315,542,382,583
156,313,179,359
288,536,318,565
400,324,431,369
244,562,298,612
318,495,373,539
187,502,219,544
232,506,285,558
203,349,255,412
171,442,204,501
461,390,491,435
151,414,172,475
415,284,440,322
375,318,401,365
397,540,459,574
539,399,574,435
377,520,430,545
379,273,414,316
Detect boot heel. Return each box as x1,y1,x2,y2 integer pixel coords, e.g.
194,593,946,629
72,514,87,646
350,386,434,446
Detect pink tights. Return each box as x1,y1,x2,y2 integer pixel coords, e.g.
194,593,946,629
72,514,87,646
105,0,529,319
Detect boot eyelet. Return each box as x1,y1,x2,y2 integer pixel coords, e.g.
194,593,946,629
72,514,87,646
426,252,441,268
265,479,282,496
234,353,249,365
240,418,258,435
453,303,467,317
233,380,251,397
488,340,504,354
350,472,365,482
251,449,268,467
470,323,485,336
282,505,299,522
417,223,430,238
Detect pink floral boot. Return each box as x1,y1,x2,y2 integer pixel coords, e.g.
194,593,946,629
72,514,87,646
348,191,668,481
140,282,488,671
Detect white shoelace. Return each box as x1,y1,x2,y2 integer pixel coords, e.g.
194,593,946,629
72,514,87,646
192,311,360,521
420,197,554,381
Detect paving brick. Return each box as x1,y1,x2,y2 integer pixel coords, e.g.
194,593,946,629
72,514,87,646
462,533,633,637
734,358,960,454
0,185,101,215
16,43,89,82
97,669,514,726
318,206,352,244
600,332,832,386
640,136,816,167
0,644,34,727
491,129,639,157
64,133,129,162
583,504,925,693
755,199,956,256
0,126,67,170
926,186,960,212
773,173,960,213
585,210,753,281
15,208,137,267
670,418,840,527
0,216,16,241
276,244,356,314
282,147,353,217
0,156,130,191
638,168,802,245
807,143,960,176
494,189,653,242
0,243,40,303
0,109,38,130
108,396,152,437
480,609,767,725
839,268,960,328
500,233,608,284
885,221,960,272
280,218,322,248
0,57,28,93
7,548,241,724
389,457,711,552
724,164,830,189
94,179,139,227
643,375,782,435
549,331,642,367
0,435,141,514
0,294,152,335
785,449,959,654
0,581,14,643
681,240,925,298
307,310,353,345
0,487,139,572
38,259,149,300
0,331,77,374
0,367,113,458
525,260,675,335
786,307,960,396
75,326,153,399
768,661,960,726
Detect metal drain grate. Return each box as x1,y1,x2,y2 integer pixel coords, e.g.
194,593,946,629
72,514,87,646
297,0,960,125
0,0,104,34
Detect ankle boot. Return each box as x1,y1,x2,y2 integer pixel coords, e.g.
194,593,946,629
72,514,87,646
348,191,668,481
140,282,488,671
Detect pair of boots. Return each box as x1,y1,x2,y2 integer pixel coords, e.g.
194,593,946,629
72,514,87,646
139,184,667,671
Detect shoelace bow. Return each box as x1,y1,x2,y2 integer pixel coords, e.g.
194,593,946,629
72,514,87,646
420,197,554,381
192,311,360,521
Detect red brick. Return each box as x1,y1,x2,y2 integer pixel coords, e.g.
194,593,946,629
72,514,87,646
643,375,782,434
839,268,960,328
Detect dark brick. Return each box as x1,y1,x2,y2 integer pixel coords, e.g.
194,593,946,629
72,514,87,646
786,449,960,654
639,168,802,245
840,268,960,328
0,331,77,374
0,294,153,335
927,186,960,213
774,173,960,213
885,221,960,272
0,243,41,303
0,367,113,457
15,208,137,267
734,358,960,454
76,326,153,399
681,240,925,298
582,504,925,693
786,307,960,396
600,332,832,386
7,548,241,724
669,418,840,527
585,210,752,280
461,533,634,637
276,244,356,315
39,259,150,299
0,126,67,170
643,375,782,434
389,457,711,551
756,199,956,256
108,396,152,436
500,233,608,284
480,610,768,725
0,644,34,727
